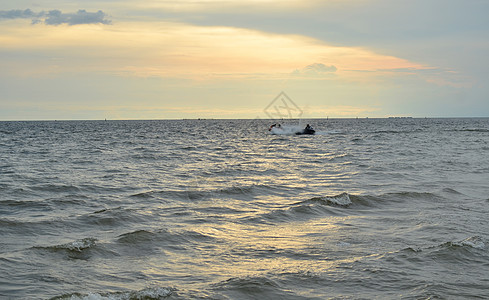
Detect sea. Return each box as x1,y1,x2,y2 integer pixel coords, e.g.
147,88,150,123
0,118,488,300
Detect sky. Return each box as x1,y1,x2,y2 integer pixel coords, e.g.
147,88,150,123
1,0,488,120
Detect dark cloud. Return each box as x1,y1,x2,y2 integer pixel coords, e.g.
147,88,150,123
44,10,111,26
0,9,111,25
0,9,39,19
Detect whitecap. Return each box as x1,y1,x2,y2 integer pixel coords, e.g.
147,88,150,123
458,236,485,250
323,193,352,206
135,287,173,299
336,241,351,247
62,238,97,252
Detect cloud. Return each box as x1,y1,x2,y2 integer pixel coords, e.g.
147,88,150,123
0,9,38,19
0,9,111,25
0,20,426,81
44,10,111,26
292,63,337,78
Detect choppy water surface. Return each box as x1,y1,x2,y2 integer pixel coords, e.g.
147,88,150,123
1,118,488,299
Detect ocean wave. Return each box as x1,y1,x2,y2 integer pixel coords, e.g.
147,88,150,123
213,276,280,290
116,230,157,244
392,236,486,265
51,287,173,300
449,236,485,250
454,128,489,133
301,193,353,207
212,276,303,299
242,199,345,224
327,153,353,162
383,191,442,201
0,199,52,210
243,191,446,224
250,191,449,224
394,236,485,257
212,275,317,299
130,184,270,201
30,238,99,261
46,195,91,206
62,238,98,252
441,187,464,195
79,207,146,227
301,191,442,209
116,228,217,248
32,237,121,260
0,164,15,174
371,129,418,134
1,187,38,199
37,238,98,253
296,192,377,209
30,184,82,193
0,217,66,235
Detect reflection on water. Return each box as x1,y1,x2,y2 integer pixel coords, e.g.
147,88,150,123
0,118,488,299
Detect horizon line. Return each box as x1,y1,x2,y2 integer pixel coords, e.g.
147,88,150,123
1,116,489,122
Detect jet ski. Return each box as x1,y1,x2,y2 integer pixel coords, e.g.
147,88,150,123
296,124,315,135
268,123,315,135
296,128,315,135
